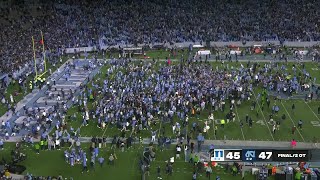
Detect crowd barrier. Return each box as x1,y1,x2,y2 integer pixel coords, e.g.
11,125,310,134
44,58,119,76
65,41,320,54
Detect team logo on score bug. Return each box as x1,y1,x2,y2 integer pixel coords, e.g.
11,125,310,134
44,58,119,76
243,150,256,161
211,149,224,161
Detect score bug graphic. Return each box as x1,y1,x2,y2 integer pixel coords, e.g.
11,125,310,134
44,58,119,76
242,150,273,161
211,149,225,161
242,149,256,161
224,150,242,161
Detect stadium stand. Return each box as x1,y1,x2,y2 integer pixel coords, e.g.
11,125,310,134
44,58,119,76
0,0,320,74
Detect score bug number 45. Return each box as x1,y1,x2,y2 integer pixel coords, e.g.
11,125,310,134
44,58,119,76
225,151,241,160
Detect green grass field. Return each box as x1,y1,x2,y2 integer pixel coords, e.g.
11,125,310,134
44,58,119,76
0,56,70,117
64,60,320,143
0,143,265,180
1,50,320,179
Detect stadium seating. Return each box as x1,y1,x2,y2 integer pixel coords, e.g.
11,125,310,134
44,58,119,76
1,0,320,73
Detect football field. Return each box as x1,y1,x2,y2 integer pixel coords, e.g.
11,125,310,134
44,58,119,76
0,142,263,180
64,60,320,143
1,55,320,180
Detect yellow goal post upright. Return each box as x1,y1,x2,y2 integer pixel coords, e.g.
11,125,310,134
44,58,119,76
32,31,48,81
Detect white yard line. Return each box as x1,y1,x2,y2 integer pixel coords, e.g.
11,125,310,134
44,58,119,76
204,118,217,140
69,120,84,150
212,118,217,140
101,121,111,138
280,101,305,142
157,118,162,138
252,91,275,141
234,105,246,140
303,101,320,122
295,66,320,121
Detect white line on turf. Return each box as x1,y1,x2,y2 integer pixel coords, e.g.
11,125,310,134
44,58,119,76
295,65,319,121
234,104,246,140
280,101,305,142
252,91,275,141
69,114,85,150
303,100,320,122
101,121,111,138
158,118,162,139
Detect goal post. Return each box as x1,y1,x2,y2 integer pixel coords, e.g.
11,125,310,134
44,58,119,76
32,31,48,81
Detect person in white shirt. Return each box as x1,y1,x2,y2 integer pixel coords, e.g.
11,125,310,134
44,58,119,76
151,130,157,142
172,124,176,134
57,95,61,101
56,139,61,150
176,145,181,159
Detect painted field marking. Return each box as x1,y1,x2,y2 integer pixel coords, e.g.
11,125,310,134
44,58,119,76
280,101,305,142
252,91,275,141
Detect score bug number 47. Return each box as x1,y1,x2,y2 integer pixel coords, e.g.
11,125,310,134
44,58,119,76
258,151,272,160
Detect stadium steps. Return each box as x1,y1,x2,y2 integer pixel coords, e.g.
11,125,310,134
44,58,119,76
48,86,78,92
36,97,65,105
51,83,81,89
45,90,72,96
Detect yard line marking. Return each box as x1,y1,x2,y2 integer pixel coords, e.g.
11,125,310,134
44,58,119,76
158,118,162,138
303,100,320,122
101,121,111,138
212,118,216,140
69,116,85,150
129,125,136,137
234,104,246,140
199,118,216,140
280,101,305,142
252,91,275,141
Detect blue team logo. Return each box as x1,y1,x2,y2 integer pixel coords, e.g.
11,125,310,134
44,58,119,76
211,149,224,161
243,150,256,161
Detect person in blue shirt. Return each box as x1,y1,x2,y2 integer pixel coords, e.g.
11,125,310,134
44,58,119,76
98,157,104,167
90,155,95,170
94,147,99,157
274,105,280,114
69,153,75,167
209,144,214,155
0,139,4,150
82,153,88,173
197,133,204,152
64,150,69,163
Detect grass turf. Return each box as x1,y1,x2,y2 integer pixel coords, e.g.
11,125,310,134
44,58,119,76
0,143,267,180
2,55,320,179
63,60,320,143
0,56,70,116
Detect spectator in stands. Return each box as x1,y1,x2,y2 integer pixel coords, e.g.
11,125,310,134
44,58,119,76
1,0,320,75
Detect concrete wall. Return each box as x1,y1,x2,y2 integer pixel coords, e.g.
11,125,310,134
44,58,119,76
65,41,320,53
